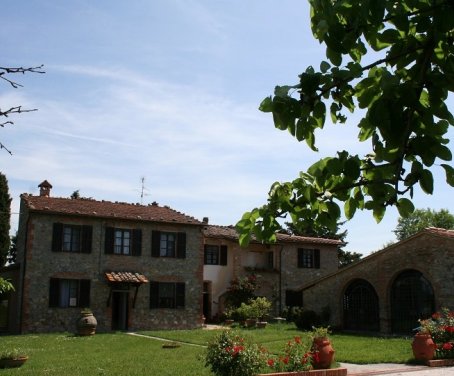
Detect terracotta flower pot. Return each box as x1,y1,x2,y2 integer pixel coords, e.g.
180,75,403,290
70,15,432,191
312,337,335,369
412,333,436,361
0,356,28,368
76,311,97,336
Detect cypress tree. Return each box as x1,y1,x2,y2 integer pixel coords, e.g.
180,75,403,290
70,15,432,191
0,173,11,266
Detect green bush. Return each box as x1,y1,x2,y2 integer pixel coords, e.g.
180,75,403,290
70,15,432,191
294,309,321,330
205,330,266,376
282,306,304,323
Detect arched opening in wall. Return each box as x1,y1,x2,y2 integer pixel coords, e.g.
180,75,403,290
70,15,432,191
391,269,435,334
343,279,379,331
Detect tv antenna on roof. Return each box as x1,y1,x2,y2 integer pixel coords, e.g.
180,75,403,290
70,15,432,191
139,176,150,205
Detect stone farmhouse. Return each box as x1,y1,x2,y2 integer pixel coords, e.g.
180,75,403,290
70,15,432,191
0,180,341,334
2,180,452,335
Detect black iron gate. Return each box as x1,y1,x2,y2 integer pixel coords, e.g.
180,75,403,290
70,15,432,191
343,279,380,331
391,269,434,334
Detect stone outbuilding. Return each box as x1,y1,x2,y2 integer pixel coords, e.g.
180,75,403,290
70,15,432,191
301,227,454,333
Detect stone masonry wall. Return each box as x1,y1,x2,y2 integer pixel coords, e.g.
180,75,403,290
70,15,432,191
302,233,454,333
21,212,204,333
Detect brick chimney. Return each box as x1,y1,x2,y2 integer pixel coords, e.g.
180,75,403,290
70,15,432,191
38,180,52,197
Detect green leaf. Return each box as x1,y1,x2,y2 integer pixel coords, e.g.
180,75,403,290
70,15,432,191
441,164,454,187
373,205,386,223
320,61,330,73
326,47,342,66
419,169,434,194
397,198,415,217
344,197,357,219
259,97,273,112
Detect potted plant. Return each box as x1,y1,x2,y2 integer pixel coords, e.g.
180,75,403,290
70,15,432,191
250,297,271,328
310,326,335,369
0,348,28,368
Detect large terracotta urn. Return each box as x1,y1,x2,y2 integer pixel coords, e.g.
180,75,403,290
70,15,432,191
412,333,436,361
312,337,335,369
76,310,97,336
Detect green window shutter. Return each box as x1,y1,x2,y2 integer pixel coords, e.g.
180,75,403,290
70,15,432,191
150,281,159,308
79,279,91,307
176,283,185,308
52,223,63,252
49,278,60,307
297,248,304,268
220,245,228,266
104,227,114,254
151,231,160,257
81,225,93,253
176,232,186,259
132,229,142,256
314,249,320,269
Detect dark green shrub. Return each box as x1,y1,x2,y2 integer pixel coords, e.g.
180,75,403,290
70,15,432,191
294,309,321,330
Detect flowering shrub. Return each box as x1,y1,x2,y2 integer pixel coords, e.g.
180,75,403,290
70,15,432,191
225,274,258,309
419,308,454,359
266,336,313,372
205,330,267,376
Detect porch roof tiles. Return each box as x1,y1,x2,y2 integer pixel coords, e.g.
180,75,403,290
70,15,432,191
105,272,149,284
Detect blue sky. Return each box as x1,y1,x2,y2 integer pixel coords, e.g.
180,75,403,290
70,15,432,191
2,0,453,255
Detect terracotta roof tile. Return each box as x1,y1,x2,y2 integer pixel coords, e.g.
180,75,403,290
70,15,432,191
203,225,342,246
424,227,454,238
105,271,149,284
21,194,202,225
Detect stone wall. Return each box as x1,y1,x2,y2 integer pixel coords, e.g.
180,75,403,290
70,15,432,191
302,232,454,333
19,212,204,333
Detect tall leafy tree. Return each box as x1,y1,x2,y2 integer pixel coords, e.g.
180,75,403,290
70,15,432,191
394,208,454,241
0,173,11,266
237,0,454,245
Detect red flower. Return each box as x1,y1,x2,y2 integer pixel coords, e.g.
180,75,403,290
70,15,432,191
294,336,301,344
312,352,320,363
232,345,244,355
442,342,453,351
432,312,442,320
279,356,289,364
445,326,454,334
225,346,231,353
267,359,274,367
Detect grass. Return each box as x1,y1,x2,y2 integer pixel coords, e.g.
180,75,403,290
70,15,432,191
0,324,414,375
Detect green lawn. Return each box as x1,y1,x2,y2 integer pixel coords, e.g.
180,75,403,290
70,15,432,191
0,324,414,375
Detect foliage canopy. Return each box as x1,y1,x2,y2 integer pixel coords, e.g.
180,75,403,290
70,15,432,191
237,0,454,246
394,207,454,240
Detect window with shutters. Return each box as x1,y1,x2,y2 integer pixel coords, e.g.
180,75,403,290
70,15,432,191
52,223,93,253
149,282,185,309
204,245,227,265
114,229,131,255
105,227,142,256
49,278,90,308
297,248,320,269
151,231,186,258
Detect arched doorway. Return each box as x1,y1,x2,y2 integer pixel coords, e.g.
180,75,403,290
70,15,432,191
343,279,379,331
391,269,435,333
